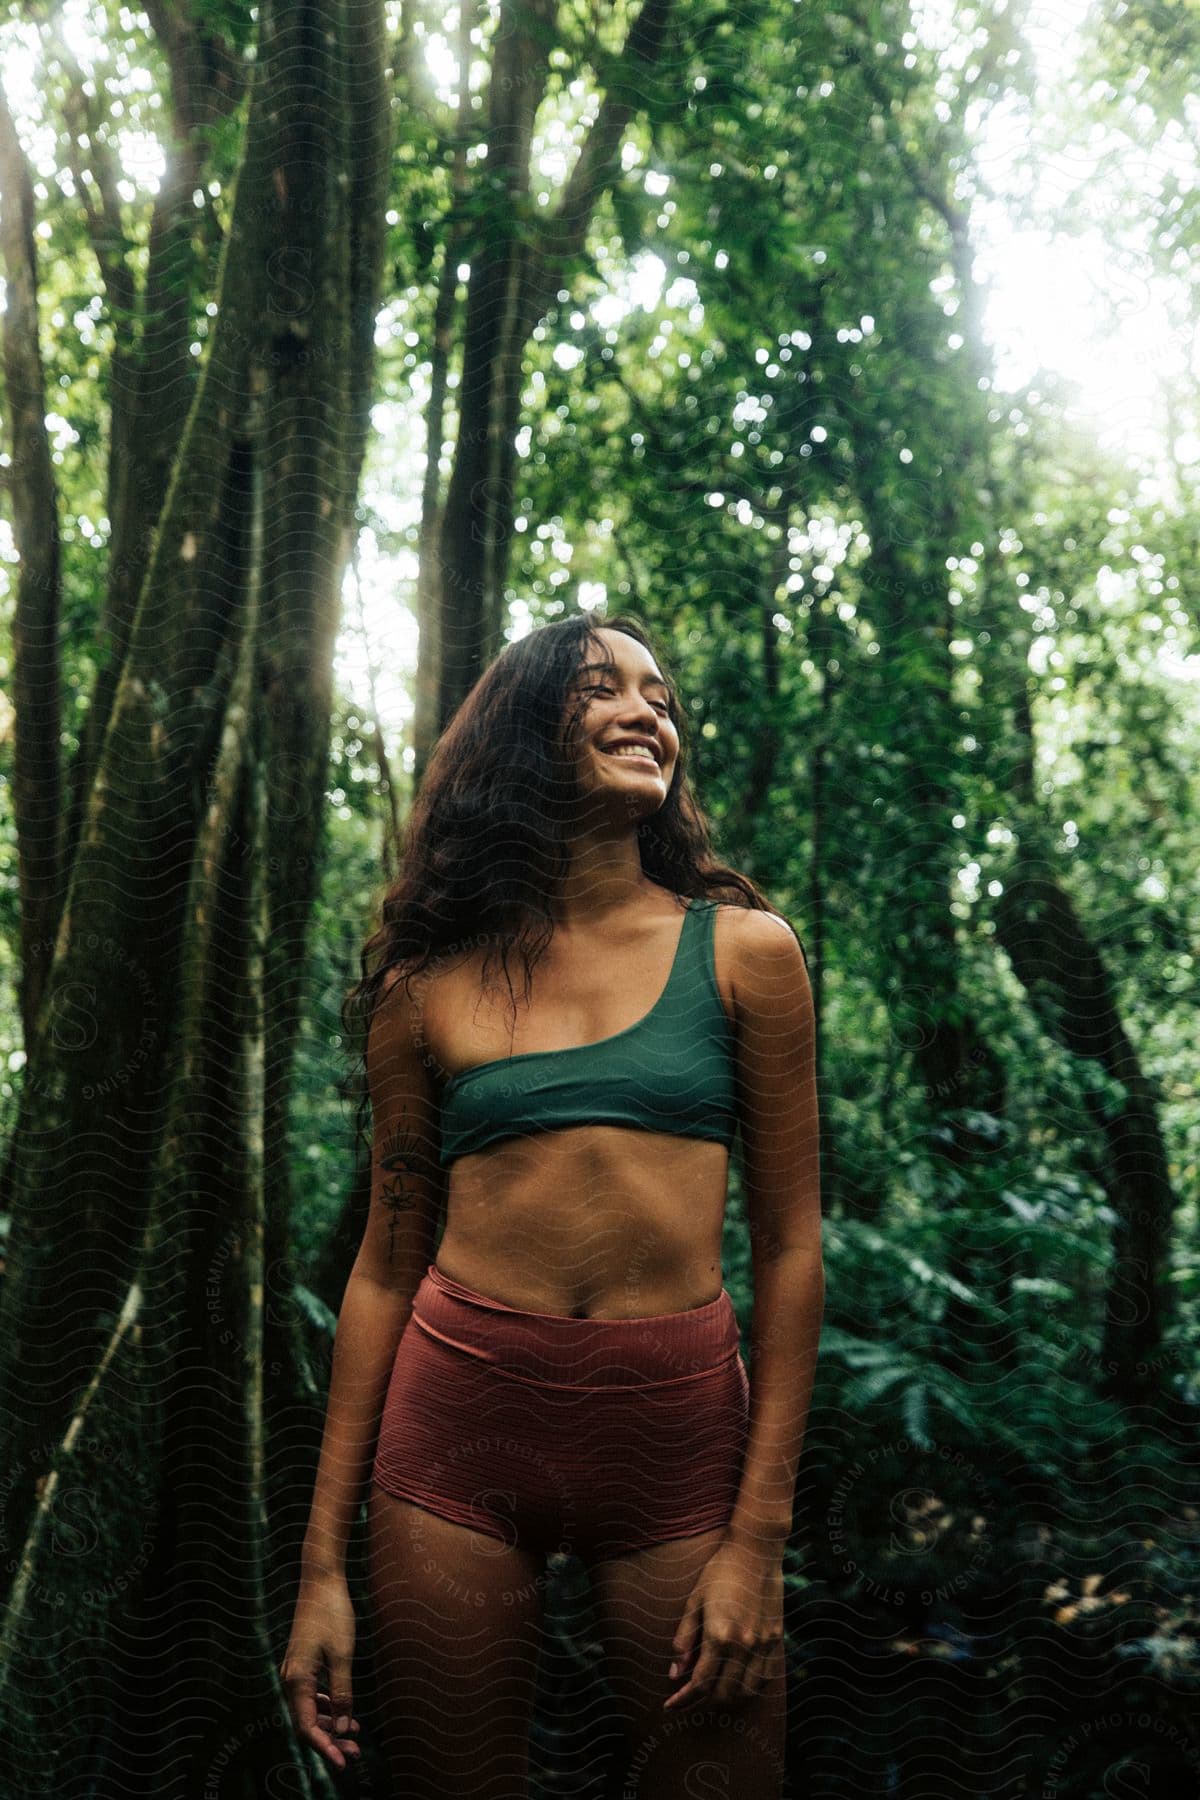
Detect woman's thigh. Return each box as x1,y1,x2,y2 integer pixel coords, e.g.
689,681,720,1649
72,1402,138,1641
366,1483,550,1800
587,1527,787,1800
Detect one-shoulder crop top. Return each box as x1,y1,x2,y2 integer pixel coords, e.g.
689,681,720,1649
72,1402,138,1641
436,896,738,1168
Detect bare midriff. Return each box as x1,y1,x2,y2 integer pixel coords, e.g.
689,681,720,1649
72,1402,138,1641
419,894,738,1320
434,1127,731,1320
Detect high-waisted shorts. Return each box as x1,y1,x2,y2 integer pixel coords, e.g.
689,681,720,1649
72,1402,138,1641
371,1263,751,1562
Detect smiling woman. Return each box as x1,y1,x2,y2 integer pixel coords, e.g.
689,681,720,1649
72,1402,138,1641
581,666,676,778
282,611,822,1800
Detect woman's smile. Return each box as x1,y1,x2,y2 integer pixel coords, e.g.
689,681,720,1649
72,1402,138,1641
598,744,661,767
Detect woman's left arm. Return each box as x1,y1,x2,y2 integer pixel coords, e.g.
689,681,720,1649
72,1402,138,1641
665,910,823,1710
725,909,823,1547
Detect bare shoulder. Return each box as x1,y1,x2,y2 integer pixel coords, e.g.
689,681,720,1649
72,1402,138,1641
717,905,811,1015
719,903,804,957
372,962,415,1028
366,963,425,1081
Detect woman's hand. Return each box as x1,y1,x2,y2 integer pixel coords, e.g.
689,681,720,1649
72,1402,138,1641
280,1570,362,1772
664,1534,785,1711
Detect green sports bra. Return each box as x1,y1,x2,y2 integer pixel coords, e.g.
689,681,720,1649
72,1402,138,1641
437,896,739,1168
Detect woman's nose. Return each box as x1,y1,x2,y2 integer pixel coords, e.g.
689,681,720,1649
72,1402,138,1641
620,693,660,727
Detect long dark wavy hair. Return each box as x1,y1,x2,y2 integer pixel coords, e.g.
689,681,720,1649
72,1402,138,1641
340,611,801,1154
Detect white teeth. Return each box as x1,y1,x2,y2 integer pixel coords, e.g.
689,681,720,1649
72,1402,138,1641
604,745,657,763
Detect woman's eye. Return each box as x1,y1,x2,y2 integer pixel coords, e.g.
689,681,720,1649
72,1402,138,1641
584,684,669,716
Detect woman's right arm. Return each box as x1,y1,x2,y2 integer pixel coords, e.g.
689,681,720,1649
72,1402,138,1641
282,965,446,1770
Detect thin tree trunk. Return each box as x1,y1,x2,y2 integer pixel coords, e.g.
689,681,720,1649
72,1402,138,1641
994,871,1173,1399
741,490,790,831
351,558,403,878
435,0,557,725
0,91,64,1045
412,0,477,786
802,532,847,1217
434,0,677,727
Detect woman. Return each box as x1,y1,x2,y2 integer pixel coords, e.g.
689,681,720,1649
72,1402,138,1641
281,613,824,1799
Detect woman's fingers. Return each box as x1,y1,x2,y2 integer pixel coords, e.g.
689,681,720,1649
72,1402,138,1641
738,1643,771,1699
665,1633,724,1710
313,1688,362,1753
286,1672,356,1770
710,1638,762,1705
667,1633,763,1710
326,1658,355,1740
285,1671,342,1769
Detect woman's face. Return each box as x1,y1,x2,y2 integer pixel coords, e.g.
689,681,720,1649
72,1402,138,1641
565,627,680,813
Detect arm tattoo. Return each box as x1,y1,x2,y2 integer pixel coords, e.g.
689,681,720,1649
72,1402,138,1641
377,1114,425,1263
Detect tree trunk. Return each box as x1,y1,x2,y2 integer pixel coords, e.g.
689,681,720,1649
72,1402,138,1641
411,0,477,788
432,0,677,728
965,330,1178,1403
0,91,65,1046
801,522,847,1218
57,6,248,906
435,0,557,725
994,871,1173,1399
0,4,388,1790
256,0,391,1476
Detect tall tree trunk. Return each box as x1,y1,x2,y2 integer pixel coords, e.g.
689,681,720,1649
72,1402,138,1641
993,876,1173,1400
412,0,478,787
803,529,847,1218
948,192,1179,1401
979,484,1176,1398
740,490,789,836
0,92,64,1045
432,0,677,728
435,0,557,725
56,7,248,905
0,4,389,1789
257,0,391,1470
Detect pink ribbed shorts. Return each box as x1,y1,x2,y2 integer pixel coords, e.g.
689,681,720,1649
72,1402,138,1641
371,1263,750,1562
